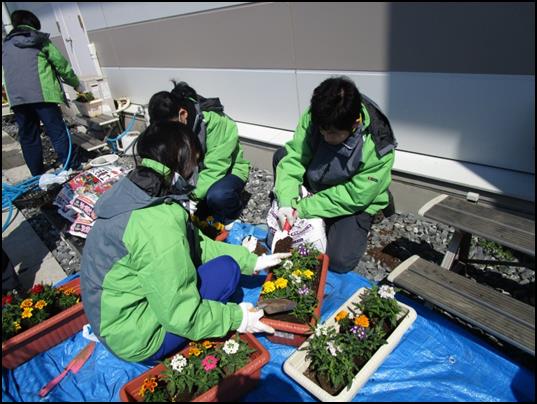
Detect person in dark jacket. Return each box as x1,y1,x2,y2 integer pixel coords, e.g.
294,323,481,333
272,76,397,273
2,10,81,176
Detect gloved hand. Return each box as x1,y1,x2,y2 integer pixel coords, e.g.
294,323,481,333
242,235,258,253
237,302,275,334
185,199,198,215
276,207,297,229
253,252,292,274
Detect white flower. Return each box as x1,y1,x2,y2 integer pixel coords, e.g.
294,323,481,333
326,341,342,357
314,324,329,337
223,339,240,355
282,260,293,270
378,285,396,300
290,274,302,284
170,354,187,373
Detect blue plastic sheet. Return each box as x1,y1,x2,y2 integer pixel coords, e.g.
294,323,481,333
3,271,534,402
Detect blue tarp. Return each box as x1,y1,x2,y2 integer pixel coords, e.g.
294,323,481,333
3,272,534,402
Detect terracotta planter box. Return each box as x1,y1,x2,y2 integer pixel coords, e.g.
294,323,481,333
283,287,417,401
258,254,329,347
119,333,270,402
2,278,88,369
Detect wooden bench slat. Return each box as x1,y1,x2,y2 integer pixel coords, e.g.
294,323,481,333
389,256,535,355
422,198,535,256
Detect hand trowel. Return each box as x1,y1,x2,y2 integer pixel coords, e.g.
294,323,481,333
256,297,297,314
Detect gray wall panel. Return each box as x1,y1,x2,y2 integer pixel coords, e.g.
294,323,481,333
89,2,294,69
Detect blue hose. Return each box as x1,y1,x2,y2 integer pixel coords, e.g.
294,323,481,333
2,122,73,233
106,113,137,153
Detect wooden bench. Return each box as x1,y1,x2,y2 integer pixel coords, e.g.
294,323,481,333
388,255,535,355
419,194,535,270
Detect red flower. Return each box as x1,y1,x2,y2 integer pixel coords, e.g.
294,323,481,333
2,295,13,306
31,284,44,294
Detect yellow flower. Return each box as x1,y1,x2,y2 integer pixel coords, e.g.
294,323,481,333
214,222,224,231
139,377,158,397
20,299,33,308
21,307,34,319
262,281,276,295
274,277,288,289
34,300,48,310
302,270,315,280
354,314,370,328
62,288,76,296
291,270,302,278
13,321,21,332
335,310,349,322
202,341,213,349
189,347,202,357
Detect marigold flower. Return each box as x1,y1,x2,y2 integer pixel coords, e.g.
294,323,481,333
34,300,48,310
262,281,276,294
20,299,33,308
335,310,349,322
22,307,34,319
291,269,302,278
202,340,213,349
13,321,21,332
139,377,158,397
201,355,219,371
274,277,288,289
354,314,370,328
62,288,76,296
214,222,224,231
302,270,314,280
189,347,202,357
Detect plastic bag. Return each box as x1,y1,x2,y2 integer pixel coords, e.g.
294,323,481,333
38,170,72,191
267,187,327,253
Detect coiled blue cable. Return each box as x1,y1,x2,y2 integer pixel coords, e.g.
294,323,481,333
2,122,73,233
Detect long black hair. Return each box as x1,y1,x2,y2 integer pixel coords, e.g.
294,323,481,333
136,121,202,181
11,10,41,30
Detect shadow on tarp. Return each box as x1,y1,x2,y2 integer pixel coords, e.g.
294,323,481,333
3,271,534,402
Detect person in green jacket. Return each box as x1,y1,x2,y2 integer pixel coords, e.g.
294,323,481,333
81,121,289,363
272,76,396,273
147,82,250,229
2,10,81,176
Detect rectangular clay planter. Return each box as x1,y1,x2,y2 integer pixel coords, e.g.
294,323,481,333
2,278,88,369
119,333,270,402
283,287,417,402
258,254,329,347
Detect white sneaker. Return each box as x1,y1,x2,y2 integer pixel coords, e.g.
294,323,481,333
224,219,240,231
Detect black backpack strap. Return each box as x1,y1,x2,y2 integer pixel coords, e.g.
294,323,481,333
361,94,397,157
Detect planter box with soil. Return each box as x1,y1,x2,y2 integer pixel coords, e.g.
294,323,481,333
2,278,88,369
119,333,270,402
283,286,417,401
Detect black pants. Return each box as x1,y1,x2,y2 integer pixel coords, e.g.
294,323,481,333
272,147,374,273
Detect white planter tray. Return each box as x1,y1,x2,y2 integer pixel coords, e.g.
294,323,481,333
283,287,417,402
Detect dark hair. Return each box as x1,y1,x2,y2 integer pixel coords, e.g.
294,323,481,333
136,121,202,180
310,76,362,132
11,10,41,30
148,91,180,123
170,80,198,108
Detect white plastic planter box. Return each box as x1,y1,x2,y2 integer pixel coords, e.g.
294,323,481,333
73,99,103,118
283,287,417,402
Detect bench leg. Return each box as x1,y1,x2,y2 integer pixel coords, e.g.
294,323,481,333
441,230,465,270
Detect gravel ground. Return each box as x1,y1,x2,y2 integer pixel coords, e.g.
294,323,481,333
3,116,534,307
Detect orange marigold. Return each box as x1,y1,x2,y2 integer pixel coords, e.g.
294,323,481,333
138,377,158,397
34,300,48,310
202,340,213,349
354,314,370,328
189,347,202,357
20,299,33,308
21,307,33,319
335,310,349,322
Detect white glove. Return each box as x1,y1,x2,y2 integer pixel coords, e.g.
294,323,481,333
253,252,292,274
183,199,198,215
242,235,258,253
276,207,296,229
237,302,275,334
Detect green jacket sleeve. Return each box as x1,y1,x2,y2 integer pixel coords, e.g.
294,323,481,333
192,112,241,200
198,230,258,275
42,41,80,88
274,110,314,208
137,238,243,341
295,138,395,218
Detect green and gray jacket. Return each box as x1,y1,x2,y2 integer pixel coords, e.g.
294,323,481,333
80,159,257,362
274,100,396,218
2,25,79,107
192,111,250,200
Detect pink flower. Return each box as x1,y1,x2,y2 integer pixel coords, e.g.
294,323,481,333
201,355,219,372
